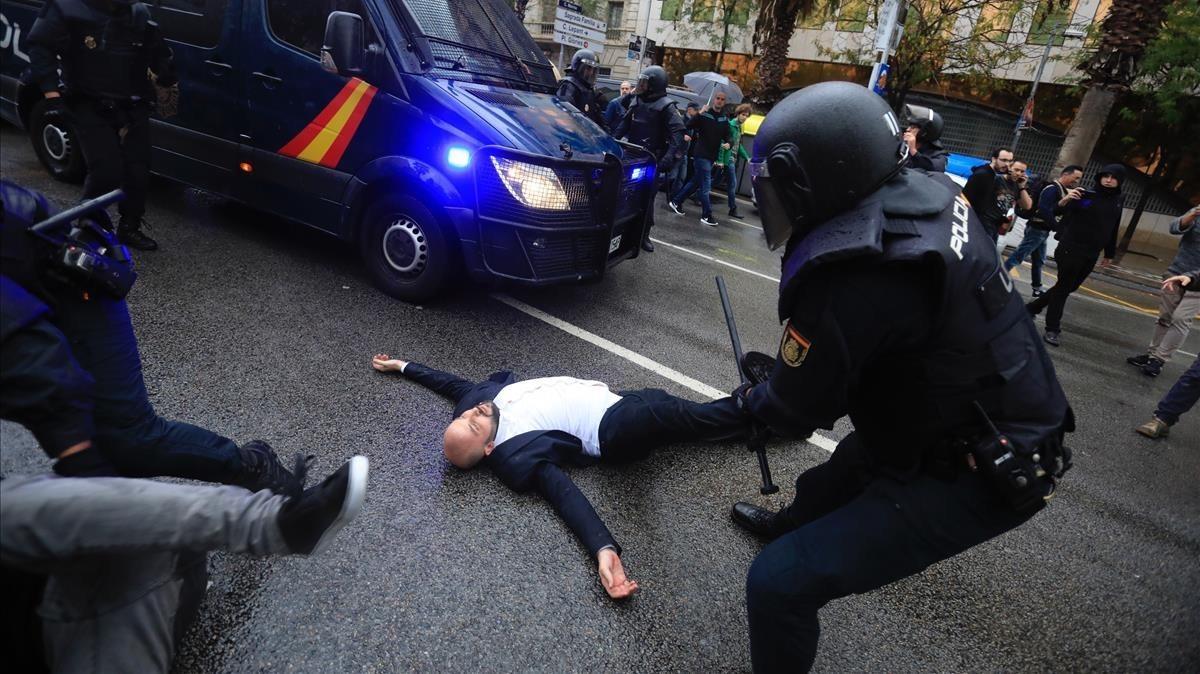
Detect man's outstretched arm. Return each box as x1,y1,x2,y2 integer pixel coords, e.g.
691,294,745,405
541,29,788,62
372,354,477,403
533,461,638,599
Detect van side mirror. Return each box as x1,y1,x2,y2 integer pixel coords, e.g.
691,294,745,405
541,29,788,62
323,11,364,76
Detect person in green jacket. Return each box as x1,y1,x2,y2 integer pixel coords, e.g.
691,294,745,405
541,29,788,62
715,103,752,219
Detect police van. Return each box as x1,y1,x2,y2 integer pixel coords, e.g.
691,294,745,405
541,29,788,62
0,0,656,301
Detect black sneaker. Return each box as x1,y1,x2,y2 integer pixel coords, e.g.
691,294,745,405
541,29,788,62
117,218,159,251
278,456,369,555
667,201,686,216
700,216,718,227
1043,330,1061,347
236,440,308,498
1142,357,1165,377
729,210,744,219
1126,353,1151,368
1031,287,1045,298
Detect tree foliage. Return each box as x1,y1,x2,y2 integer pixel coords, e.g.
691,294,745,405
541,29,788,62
664,1,759,72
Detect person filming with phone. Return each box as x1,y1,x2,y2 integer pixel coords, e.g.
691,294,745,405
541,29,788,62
1026,164,1126,347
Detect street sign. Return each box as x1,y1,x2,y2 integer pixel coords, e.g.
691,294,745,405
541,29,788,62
627,35,641,61
553,31,605,53
555,6,606,33
555,15,605,44
553,0,607,54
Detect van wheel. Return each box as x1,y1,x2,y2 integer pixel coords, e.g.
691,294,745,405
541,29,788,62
359,194,457,302
29,99,86,183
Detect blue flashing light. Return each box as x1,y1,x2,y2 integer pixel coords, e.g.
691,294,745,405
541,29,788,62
447,147,471,169
630,166,646,181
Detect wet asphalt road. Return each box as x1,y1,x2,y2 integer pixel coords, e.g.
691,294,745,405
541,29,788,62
2,124,1198,673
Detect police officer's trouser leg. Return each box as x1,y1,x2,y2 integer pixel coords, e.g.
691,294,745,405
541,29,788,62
71,102,124,204
49,290,245,484
746,440,1035,672
118,105,152,222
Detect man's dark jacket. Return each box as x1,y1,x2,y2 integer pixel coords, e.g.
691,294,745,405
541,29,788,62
685,109,730,162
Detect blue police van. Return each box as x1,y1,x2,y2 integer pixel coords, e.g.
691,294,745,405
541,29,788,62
0,0,656,301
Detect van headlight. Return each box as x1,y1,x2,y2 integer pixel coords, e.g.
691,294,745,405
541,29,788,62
490,157,570,211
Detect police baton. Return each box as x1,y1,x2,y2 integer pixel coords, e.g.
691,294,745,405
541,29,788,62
28,189,125,244
716,275,779,495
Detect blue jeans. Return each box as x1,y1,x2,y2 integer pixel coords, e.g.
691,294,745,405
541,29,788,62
746,433,1036,672
669,157,691,197
1155,355,1200,425
672,157,714,218
1004,227,1050,288
49,289,244,482
715,164,740,212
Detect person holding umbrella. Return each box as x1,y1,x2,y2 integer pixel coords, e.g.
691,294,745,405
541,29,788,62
668,87,731,227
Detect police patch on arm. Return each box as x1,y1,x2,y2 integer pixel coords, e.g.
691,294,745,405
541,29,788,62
779,322,811,367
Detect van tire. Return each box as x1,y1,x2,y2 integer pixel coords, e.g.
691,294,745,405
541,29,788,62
359,194,457,302
29,99,86,184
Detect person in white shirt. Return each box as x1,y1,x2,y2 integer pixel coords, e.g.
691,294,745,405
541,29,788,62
371,353,750,599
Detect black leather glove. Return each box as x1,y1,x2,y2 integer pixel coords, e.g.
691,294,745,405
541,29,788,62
53,448,120,477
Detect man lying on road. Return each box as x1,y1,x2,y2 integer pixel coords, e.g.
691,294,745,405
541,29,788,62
371,353,750,599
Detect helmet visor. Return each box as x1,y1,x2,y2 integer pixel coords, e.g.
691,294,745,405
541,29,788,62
749,160,796,251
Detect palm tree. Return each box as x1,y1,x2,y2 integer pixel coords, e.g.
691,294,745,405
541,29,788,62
1052,0,1170,174
749,0,820,105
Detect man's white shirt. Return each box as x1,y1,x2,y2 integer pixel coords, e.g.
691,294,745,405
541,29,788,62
492,377,622,457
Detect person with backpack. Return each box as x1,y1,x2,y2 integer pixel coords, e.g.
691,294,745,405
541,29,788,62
1004,165,1085,297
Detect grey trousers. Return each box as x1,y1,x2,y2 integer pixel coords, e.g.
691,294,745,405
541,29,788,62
1148,277,1200,362
0,475,290,673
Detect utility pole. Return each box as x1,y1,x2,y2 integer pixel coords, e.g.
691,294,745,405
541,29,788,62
1011,22,1058,151
637,0,653,75
866,0,906,93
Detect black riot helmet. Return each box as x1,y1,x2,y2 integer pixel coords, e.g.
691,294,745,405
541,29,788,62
750,82,910,250
635,66,669,99
902,103,944,143
569,49,598,86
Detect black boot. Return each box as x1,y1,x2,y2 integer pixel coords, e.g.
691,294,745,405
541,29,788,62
236,440,309,498
731,502,788,541
117,218,159,251
278,456,369,555
641,237,655,252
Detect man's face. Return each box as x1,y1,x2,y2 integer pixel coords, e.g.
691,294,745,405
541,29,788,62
1060,169,1083,188
1010,162,1027,181
712,93,727,110
687,107,699,118
619,81,633,96
443,402,498,469
992,151,1013,174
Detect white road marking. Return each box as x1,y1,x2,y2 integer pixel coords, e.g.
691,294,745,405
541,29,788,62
493,293,839,453
649,237,780,283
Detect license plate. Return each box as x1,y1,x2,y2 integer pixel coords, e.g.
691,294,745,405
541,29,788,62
609,235,622,254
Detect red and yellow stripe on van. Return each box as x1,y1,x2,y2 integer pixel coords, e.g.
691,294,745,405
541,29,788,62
279,78,377,168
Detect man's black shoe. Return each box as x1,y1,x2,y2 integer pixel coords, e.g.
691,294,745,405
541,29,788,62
1142,357,1165,377
278,456,369,555
237,440,308,498
731,502,786,540
741,351,775,386
729,210,744,219
1126,353,1151,368
1031,287,1045,298
1043,330,1061,347
642,238,655,252
117,219,159,251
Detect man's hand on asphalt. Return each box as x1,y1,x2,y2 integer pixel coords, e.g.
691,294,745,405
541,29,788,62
1162,274,1192,292
597,548,638,599
371,353,408,373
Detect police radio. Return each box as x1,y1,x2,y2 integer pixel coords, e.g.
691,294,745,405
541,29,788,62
969,401,1054,513
27,190,137,299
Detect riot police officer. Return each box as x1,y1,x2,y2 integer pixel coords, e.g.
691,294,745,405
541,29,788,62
612,66,685,252
1,179,306,493
27,0,177,251
556,48,605,127
729,83,1073,672
902,103,949,172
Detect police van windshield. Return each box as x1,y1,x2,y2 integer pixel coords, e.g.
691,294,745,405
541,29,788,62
393,0,557,92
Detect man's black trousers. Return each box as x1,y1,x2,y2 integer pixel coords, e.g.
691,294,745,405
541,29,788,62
1027,248,1099,333
70,98,152,223
746,433,1037,672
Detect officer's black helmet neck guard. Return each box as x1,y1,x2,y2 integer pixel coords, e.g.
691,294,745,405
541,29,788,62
636,66,668,98
750,82,910,250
